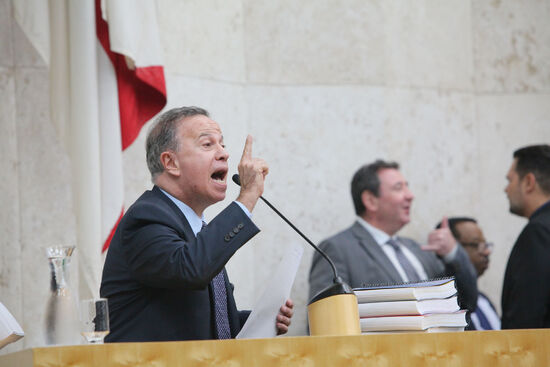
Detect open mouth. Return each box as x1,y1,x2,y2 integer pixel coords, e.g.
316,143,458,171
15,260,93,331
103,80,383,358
211,168,227,183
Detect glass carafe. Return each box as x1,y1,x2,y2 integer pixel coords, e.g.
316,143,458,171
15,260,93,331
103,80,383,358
44,246,79,345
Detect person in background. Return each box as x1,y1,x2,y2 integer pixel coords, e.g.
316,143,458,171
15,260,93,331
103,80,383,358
439,217,500,330
502,144,550,329
101,106,293,342
309,160,478,313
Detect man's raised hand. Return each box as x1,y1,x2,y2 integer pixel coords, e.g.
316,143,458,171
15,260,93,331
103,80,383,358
422,216,457,257
236,135,269,212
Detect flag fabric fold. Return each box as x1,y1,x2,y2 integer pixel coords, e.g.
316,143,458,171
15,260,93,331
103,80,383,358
95,0,167,151
95,0,167,254
15,0,167,298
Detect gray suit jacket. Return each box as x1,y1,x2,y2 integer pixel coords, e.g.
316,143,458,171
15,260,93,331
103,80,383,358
308,221,478,312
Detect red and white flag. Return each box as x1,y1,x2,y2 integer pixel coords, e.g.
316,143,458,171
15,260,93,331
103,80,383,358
14,0,167,298
95,0,167,252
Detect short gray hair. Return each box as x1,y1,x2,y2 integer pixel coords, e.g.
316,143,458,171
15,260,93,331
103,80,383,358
146,106,209,181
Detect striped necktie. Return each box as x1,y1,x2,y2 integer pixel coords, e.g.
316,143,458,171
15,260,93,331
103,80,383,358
201,221,231,339
386,238,421,282
473,305,493,330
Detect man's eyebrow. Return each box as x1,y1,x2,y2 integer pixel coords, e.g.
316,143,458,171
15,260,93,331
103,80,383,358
197,132,222,139
197,132,224,144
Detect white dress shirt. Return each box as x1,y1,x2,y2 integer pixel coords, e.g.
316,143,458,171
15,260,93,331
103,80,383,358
160,188,251,235
471,293,501,330
356,217,428,282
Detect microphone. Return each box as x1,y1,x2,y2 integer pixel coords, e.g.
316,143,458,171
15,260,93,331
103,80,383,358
232,174,343,286
232,173,360,336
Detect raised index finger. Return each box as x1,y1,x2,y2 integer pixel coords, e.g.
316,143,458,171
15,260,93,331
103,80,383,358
241,134,253,160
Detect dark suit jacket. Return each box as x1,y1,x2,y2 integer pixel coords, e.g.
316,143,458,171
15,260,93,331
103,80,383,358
501,200,550,329
100,186,260,342
308,221,478,312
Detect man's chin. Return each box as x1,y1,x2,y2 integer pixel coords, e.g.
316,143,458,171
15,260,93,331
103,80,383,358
509,205,524,217
203,189,226,206
213,193,226,203
477,261,490,276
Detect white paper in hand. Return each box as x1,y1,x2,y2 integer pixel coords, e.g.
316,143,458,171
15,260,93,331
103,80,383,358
236,243,303,339
0,302,24,349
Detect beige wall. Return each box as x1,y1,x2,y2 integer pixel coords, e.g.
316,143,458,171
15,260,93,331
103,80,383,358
1,0,549,351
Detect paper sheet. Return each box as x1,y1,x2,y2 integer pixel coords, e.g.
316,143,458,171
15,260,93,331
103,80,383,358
236,243,304,339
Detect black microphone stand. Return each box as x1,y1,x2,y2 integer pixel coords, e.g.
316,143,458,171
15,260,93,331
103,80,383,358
232,174,360,335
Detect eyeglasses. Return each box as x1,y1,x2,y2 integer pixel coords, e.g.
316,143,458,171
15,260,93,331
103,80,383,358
462,241,494,252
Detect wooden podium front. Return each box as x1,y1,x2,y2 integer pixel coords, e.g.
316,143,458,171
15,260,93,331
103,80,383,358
1,329,549,366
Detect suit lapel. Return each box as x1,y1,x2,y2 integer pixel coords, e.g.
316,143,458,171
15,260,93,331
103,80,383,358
351,222,403,283
153,186,232,336
152,185,195,241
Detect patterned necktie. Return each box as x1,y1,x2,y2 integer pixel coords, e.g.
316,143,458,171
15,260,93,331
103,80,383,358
386,238,421,282
201,221,231,339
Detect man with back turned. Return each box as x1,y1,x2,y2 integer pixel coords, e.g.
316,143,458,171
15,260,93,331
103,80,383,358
502,144,550,329
100,106,293,341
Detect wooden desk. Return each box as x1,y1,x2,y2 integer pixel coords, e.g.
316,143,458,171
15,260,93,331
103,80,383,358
1,329,548,366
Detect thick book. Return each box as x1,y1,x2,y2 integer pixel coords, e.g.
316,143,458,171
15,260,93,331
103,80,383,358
362,326,465,334
360,310,467,332
0,302,24,350
353,277,456,303
358,296,459,317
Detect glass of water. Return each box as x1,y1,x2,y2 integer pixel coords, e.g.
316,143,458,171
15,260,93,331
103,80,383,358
80,298,109,343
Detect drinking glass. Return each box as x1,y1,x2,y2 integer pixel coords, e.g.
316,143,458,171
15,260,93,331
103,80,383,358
80,298,109,343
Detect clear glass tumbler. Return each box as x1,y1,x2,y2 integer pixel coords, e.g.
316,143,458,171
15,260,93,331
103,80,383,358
80,298,110,344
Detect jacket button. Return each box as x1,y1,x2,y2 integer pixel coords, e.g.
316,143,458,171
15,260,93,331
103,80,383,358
233,227,239,234
224,235,231,242
229,232,235,238
237,223,244,229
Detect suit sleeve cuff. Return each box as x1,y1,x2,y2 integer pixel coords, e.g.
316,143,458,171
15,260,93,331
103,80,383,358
442,243,458,263
234,200,252,218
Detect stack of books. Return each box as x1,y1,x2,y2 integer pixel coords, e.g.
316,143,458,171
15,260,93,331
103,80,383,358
353,278,467,334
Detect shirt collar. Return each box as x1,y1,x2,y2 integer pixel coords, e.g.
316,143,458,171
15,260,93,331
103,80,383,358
356,216,393,246
159,188,204,236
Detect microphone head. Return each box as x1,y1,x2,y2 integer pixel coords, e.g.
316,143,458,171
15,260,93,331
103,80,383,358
232,174,241,186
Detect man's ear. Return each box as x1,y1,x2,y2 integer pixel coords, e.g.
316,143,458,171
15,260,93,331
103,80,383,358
522,172,537,194
361,190,378,212
160,151,180,177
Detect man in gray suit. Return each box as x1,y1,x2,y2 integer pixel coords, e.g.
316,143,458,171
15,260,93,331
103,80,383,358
308,160,478,312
